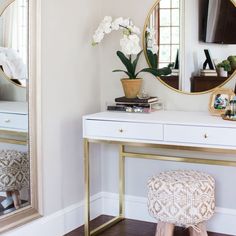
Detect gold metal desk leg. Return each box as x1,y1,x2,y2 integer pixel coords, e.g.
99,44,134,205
84,141,125,236
84,139,90,236
119,145,125,218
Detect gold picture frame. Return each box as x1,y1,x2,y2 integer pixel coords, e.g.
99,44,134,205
209,88,235,116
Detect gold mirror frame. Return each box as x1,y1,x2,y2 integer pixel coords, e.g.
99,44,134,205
0,0,42,233
0,0,28,88
143,0,236,95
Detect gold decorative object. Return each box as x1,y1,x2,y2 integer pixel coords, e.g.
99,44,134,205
221,114,236,121
209,88,235,116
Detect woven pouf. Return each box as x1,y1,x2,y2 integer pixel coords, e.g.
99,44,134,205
0,150,29,209
147,170,215,236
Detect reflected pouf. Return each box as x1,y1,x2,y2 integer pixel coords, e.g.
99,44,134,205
0,150,29,209
147,170,215,236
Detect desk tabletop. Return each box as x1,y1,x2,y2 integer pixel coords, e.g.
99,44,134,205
83,110,236,128
0,101,28,115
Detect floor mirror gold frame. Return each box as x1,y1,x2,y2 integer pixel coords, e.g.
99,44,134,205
0,0,42,233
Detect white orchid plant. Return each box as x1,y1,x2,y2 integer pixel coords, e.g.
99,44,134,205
145,27,159,54
92,16,171,79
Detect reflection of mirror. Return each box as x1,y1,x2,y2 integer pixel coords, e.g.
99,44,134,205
0,0,28,87
144,0,236,94
0,0,30,221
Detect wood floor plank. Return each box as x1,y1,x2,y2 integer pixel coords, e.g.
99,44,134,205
65,215,233,236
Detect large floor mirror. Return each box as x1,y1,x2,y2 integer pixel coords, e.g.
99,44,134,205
144,0,236,94
0,0,40,232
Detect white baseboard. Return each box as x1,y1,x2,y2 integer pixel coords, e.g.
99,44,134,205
3,192,236,236
2,193,102,236
101,192,236,236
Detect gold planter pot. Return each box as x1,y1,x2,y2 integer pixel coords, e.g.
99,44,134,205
121,78,142,98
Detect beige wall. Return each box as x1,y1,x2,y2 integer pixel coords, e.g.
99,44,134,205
39,0,102,215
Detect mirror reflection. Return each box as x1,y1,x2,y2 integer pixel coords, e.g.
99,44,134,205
0,0,29,217
0,0,28,87
144,0,236,93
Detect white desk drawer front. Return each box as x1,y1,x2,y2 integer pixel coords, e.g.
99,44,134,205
84,120,163,141
0,113,28,130
164,125,236,146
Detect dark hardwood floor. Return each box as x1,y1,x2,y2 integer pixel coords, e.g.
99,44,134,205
65,215,233,236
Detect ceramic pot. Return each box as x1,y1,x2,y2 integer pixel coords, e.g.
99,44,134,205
217,67,228,77
121,78,142,98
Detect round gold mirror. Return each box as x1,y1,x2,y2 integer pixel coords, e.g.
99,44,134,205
143,0,236,94
0,0,28,88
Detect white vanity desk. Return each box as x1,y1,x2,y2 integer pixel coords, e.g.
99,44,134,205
83,110,236,236
0,101,28,145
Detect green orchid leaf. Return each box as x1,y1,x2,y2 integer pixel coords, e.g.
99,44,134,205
113,69,133,78
116,51,135,76
132,50,143,73
135,67,171,77
154,53,158,69
155,67,172,76
135,68,158,77
147,50,158,69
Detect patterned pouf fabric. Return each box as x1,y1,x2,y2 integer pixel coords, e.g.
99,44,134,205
147,170,215,226
0,150,29,191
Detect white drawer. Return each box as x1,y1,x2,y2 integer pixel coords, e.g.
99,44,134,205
84,120,163,141
0,113,28,130
164,124,236,146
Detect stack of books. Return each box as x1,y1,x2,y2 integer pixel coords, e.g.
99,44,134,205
107,96,162,113
200,69,217,76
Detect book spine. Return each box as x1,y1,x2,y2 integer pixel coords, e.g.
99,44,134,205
116,103,151,107
107,105,151,113
115,97,158,103
115,99,150,103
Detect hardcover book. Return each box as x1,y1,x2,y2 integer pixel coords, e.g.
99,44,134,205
115,96,158,103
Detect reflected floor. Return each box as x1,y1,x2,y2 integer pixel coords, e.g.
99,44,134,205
0,196,29,216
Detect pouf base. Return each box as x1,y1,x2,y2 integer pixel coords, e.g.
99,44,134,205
155,222,208,236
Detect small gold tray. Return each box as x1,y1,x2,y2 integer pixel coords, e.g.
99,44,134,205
221,114,236,121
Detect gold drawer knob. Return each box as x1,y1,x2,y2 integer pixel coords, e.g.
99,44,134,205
4,119,10,123
204,134,208,139
119,129,124,133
